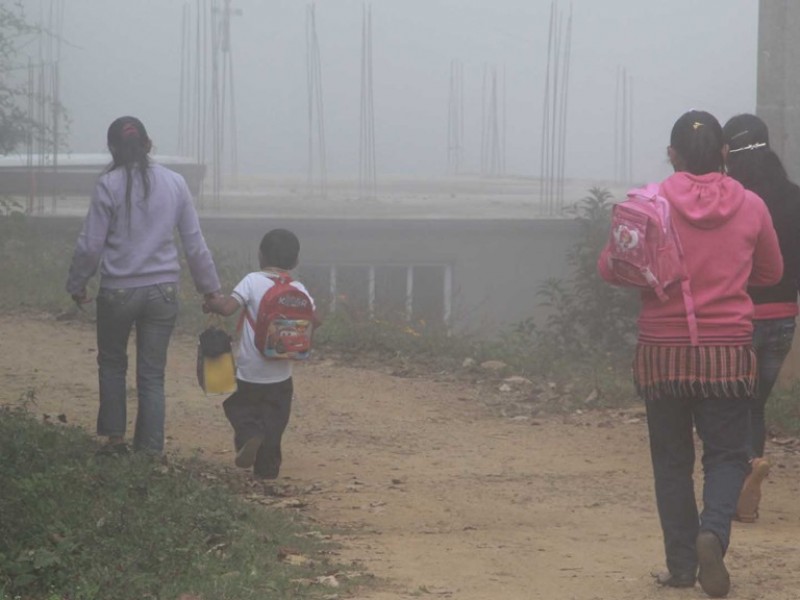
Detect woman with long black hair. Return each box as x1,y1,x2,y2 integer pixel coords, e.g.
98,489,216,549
67,116,221,455
723,113,800,523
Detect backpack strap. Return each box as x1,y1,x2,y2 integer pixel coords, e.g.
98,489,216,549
236,306,255,336
236,271,293,335
681,278,700,346
664,192,700,347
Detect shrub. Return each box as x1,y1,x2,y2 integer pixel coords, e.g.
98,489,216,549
533,187,638,362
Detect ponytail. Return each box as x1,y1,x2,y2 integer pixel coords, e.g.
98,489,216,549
105,116,152,230
669,110,724,175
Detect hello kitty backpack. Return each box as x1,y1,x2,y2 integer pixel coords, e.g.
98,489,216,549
606,184,698,345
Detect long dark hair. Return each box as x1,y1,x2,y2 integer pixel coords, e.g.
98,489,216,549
669,110,725,175
723,113,790,191
105,116,152,222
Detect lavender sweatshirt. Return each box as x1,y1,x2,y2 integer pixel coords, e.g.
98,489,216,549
66,163,220,295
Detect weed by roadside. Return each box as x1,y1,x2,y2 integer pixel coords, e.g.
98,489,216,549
767,382,800,438
0,405,364,600
0,215,76,313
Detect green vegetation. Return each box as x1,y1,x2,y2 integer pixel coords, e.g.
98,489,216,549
0,213,77,312
0,401,360,600
766,381,800,438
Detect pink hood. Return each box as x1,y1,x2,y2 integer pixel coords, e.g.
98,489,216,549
660,171,746,229
598,169,783,346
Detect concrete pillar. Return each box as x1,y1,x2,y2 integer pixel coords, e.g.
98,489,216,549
757,0,800,181
760,2,800,387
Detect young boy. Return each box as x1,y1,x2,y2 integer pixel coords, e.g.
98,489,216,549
204,228,315,479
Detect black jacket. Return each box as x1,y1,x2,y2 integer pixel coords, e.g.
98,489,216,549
747,178,800,306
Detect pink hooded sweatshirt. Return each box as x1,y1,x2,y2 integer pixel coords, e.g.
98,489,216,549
598,171,783,345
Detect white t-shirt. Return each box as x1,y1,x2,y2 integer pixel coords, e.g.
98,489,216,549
231,271,315,384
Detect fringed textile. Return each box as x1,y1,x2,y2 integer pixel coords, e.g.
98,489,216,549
633,344,756,401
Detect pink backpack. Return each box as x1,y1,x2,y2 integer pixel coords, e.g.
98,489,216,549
606,184,699,345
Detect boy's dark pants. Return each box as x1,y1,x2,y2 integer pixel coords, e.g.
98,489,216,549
223,378,293,477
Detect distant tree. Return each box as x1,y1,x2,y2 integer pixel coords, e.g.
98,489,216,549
0,1,35,154
0,1,67,156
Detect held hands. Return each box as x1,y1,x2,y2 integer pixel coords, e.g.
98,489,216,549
202,291,224,314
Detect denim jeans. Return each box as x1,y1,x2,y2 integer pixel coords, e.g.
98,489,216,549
95,284,178,453
645,394,749,576
750,317,795,457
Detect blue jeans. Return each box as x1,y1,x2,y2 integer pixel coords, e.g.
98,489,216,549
645,394,749,576
750,317,795,458
95,284,178,453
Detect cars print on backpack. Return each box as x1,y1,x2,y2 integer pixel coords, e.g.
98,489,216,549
242,274,316,360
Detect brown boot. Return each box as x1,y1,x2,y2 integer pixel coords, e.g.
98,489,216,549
735,457,770,523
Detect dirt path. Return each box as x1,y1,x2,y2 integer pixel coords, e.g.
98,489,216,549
2,313,800,600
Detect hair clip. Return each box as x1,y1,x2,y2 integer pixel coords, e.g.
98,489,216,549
692,122,704,130
728,142,767,153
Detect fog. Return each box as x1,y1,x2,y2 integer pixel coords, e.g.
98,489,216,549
30,0,757,184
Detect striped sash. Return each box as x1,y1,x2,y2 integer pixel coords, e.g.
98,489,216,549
633,344,756,401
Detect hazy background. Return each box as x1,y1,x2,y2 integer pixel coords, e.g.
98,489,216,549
24,0,758,185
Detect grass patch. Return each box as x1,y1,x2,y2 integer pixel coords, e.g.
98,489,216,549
314,310,638,411
0,214,77,313
766,381,800,438
0,403,363,600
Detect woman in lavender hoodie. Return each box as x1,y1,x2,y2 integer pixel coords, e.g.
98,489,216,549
66,116,221,455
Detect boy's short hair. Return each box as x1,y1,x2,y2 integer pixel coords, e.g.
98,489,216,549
259,229,300,270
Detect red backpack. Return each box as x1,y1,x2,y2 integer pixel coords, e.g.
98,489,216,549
606,184,699,345
241,273,316,360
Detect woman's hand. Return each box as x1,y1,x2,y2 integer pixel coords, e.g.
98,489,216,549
202,291,223,314
202,292,240,317
71,290,93,307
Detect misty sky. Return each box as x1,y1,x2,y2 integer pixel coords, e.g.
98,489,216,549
21,0,758,185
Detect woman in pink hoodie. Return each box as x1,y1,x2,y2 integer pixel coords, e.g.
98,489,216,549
598,110,782,598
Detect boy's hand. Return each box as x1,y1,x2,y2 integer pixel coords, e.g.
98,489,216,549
202,293,240,317
202,292,228,314
202,297,219,314
203,291,222,313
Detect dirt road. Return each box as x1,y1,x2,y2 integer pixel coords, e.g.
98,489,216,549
2,313,800,599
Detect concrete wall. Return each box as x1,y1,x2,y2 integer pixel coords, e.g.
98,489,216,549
27,215,580,334
758,1,800,384
201,218,579,334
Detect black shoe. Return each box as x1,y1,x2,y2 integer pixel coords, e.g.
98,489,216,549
697,531,730,598
253,468,279,481
654,570,696,588
254,444,281,479
253,457,281,480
